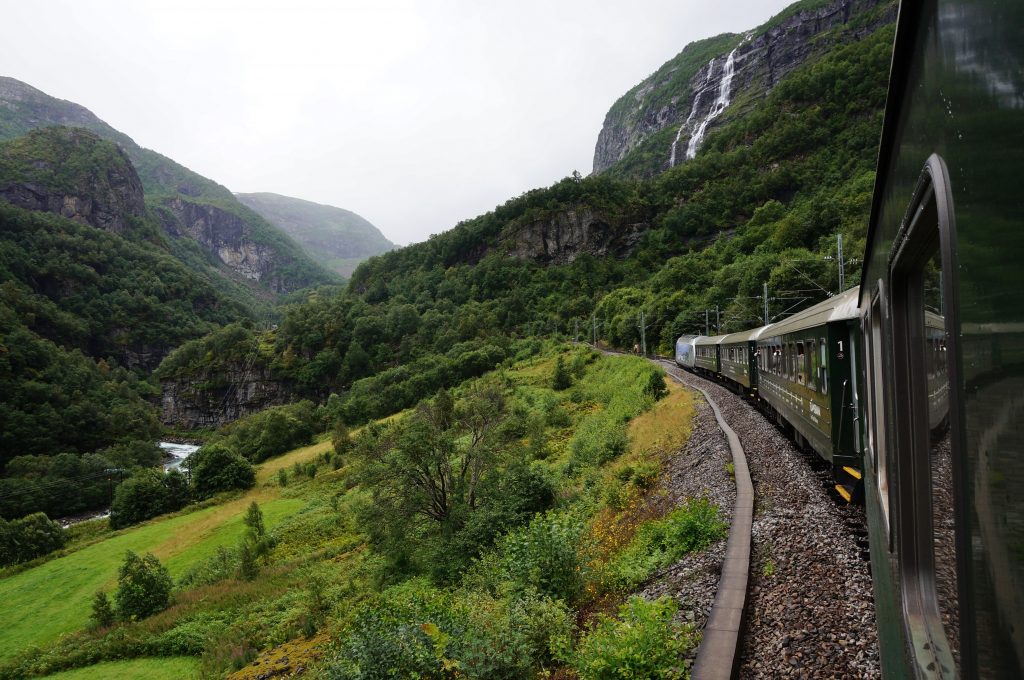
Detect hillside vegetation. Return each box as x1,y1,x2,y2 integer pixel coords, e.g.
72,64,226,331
0,347,717,680
166,21,893,418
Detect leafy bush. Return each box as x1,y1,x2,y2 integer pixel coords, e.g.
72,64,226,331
607,499,727,590
551,357,572,390
571,596,695,680
644,368,668,400
114,551,172,621
445,591,571,680
109,469,189,529
326,580,465,680
569,412,629,467
0,512,65,567
218,401,317,463
497,511,585,601
188,443,255,499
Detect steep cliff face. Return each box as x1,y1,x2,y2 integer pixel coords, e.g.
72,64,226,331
0,127,145,235
593,0,896,176
158,198,282,287
501,207,648,265
160,366,293,429
0,77,338,295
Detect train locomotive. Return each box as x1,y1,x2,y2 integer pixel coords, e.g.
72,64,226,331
676,0,1024,676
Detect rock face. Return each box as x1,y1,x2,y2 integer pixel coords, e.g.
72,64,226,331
160,366,293,429
159,198,281,288
0,127,145,234
0,77,338,295
592,0,895,175
501,208,648,264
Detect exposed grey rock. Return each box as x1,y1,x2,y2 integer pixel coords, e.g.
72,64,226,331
160,365,293,429
159,197,281,289
500,207,648,264
592,0,895,175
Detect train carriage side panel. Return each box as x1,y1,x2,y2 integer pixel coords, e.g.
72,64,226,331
858,0,1024,676
694,334,725,375
755,288,859,464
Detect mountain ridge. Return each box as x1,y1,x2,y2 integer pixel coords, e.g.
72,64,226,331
236,192,395,279
0,76,338,295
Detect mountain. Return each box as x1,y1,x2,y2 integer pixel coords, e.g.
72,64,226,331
236,192,395,278
592,0,896,178
0,76,339,294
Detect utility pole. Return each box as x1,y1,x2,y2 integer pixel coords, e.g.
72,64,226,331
573,319,579,344
639,310,647,356
592,313,597,346
763,282,769,325
705,310,709,336
837,233,845,292
716,306,720,333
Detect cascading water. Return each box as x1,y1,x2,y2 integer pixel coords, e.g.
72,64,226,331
669,57,715,168
685,42,741,160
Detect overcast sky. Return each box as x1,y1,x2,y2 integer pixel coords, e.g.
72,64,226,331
2,0,795,245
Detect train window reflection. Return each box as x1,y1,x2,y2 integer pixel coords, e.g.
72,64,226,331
923,245,958,670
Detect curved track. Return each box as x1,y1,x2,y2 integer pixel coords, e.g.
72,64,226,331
658,359,879,679
680,376,754,680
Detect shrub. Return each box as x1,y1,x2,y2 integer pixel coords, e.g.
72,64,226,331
109,469,189,529
456,591,573,680
325,580,464,680
188,443,255,499
551,357,572,390
114,551,172,621
0,512,65,566
90,590,115,628
644,368,668,400
569,412,629,467
499,511,585,601
219,401,317,463
571,596,695,680
607,499,727,590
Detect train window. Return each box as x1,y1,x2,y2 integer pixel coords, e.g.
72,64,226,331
889,154,960,675
867,295,888,533
808,340,819,391
819,338,828,395
796,342,807,384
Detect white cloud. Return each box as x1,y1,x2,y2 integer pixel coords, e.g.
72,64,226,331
0,0,795,245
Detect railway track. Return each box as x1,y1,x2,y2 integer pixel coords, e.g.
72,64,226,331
656,359,879,679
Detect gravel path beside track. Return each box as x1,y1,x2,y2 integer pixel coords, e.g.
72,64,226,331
658,361,879,679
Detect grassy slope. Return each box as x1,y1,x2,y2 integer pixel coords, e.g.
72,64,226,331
0,463,315,659
39,658,199,680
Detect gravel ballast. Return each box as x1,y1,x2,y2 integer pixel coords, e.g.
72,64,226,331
658,361,880,679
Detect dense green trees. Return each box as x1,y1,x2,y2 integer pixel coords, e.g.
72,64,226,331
109,469,189,529
0,512,65,567
187,444,256,499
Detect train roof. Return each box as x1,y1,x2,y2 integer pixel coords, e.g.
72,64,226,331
761,286,860,338
675,334,700,343
694,333,729,346
720,325,771,344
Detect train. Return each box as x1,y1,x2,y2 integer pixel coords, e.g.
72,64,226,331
677,1,1024,677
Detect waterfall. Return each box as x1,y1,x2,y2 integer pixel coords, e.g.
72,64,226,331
685,39,745,161
669,58,715,168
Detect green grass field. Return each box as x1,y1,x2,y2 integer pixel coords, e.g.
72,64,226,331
0,495,304,660
38,657,199,679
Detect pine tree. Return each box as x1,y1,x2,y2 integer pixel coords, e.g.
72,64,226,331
90,589,115,628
